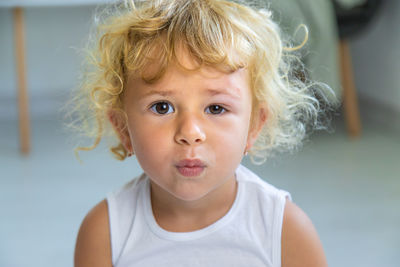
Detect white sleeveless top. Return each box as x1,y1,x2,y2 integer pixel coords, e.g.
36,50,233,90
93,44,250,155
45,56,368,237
107,164,291,267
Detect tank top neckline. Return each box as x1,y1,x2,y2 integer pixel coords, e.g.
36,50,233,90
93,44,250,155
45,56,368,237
142,172,243,241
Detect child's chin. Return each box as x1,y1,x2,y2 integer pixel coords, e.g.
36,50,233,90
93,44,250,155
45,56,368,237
171,189,210,202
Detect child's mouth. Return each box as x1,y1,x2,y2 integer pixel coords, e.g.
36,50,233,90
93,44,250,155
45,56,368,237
176,159,206,177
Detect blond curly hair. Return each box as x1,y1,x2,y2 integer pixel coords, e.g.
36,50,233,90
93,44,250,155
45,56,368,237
65,0,336,164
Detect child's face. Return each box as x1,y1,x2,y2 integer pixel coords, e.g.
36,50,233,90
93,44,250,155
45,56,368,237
112,52,266,202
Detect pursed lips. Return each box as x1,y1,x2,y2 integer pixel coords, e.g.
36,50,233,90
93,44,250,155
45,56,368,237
175,159,206,177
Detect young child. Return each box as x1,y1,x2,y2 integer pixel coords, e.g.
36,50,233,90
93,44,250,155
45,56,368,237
72,0,333,266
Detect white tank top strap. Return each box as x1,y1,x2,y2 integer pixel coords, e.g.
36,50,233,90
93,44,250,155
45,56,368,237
106,173,147,265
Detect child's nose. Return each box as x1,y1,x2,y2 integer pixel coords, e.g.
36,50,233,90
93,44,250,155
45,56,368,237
174,113,206,146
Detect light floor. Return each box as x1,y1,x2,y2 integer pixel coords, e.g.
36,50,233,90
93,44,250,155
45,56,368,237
1,114,399,267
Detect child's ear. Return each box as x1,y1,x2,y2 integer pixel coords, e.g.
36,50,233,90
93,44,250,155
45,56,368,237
107,109,133,153
246,105,268,151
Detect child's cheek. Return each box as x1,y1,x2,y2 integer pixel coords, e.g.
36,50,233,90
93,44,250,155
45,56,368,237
130,119,172,156
211,117,249,153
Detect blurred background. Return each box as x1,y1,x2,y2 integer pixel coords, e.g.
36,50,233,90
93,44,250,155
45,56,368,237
0,0,399,266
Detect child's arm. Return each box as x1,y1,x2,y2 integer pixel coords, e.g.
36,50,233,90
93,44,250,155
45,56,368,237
281,200,327,267
74,200,112,267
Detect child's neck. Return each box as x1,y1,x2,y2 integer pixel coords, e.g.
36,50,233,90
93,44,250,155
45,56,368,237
149,176,238,232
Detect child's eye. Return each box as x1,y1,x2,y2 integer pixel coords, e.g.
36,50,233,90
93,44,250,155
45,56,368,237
150,102,174,115
205,105,226,115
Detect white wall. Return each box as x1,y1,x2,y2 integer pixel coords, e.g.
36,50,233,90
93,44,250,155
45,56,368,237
350,0,400,114
0,6,96,120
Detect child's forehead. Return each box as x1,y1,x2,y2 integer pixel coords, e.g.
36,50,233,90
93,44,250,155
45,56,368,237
129,42,247,83
129,61,248,90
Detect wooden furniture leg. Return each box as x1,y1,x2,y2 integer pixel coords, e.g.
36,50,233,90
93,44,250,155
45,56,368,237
14,7,31,154
339,39,362,138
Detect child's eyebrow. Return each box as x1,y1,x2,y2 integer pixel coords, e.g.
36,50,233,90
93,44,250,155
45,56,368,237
206,88,241,99
141,88,241,100
141,90,174,98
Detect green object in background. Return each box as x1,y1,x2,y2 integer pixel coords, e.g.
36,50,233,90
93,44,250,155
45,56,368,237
268,0,341,100
335,0,367,9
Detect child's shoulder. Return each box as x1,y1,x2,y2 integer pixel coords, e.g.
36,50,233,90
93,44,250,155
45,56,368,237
74,199,112,267
74,174,146,267
281,200,327,266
